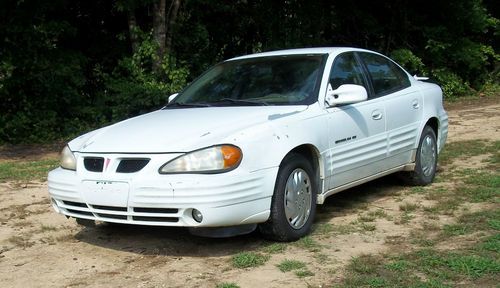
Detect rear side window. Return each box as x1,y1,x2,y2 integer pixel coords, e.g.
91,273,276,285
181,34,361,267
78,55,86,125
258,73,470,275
359,52,410,97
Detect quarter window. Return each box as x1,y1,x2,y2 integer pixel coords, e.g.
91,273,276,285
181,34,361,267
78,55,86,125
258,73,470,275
359,52,410,96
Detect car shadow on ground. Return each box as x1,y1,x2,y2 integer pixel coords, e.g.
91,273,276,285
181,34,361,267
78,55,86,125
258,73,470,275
74,223,267,257
317,174,405,219
73,174,406,257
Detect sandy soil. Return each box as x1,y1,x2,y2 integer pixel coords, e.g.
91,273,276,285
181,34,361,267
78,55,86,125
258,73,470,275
0,100,499,288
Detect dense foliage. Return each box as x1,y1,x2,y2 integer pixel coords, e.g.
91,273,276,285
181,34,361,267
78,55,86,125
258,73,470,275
0,0,498,143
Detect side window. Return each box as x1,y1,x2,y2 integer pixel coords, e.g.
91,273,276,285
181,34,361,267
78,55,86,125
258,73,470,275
329,53,367,91
359,52,410,96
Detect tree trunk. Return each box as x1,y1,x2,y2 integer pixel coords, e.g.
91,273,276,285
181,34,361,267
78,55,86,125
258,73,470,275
127,10,139,55
152,0,166,73
165,0,182,55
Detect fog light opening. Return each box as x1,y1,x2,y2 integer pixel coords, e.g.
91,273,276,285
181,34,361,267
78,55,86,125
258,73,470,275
192,209,203,223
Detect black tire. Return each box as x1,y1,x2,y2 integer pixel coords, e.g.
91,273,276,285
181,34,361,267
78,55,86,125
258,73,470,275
403,125,438,185
259,153,317,241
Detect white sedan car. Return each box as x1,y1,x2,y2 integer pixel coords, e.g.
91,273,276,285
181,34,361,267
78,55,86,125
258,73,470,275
48,47,448,241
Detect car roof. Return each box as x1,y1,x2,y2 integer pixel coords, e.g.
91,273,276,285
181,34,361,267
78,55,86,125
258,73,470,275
228,47,372,61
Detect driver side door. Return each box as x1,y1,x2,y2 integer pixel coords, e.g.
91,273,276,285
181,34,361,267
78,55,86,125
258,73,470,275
325,52,387,190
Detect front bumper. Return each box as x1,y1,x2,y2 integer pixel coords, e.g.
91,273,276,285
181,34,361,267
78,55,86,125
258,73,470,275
48,162,277,227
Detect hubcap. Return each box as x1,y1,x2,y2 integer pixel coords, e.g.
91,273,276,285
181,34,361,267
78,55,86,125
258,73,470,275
420,135,436,177
284,168,312,230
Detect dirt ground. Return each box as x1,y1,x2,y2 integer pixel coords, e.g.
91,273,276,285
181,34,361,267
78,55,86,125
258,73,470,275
0,99,499,288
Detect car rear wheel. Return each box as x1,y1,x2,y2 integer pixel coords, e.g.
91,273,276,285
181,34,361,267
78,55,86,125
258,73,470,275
404,125,438,185
259,153,316,241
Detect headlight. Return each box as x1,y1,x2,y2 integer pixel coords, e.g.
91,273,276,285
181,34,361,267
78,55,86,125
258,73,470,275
159,145,242,174
60,145,77,170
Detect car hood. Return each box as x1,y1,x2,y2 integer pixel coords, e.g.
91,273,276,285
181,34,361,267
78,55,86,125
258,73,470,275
70,106,307,153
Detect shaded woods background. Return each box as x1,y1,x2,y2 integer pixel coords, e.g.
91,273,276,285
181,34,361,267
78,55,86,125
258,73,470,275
0,0,498,143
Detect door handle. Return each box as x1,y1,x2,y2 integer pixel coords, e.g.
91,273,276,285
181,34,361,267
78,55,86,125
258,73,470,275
412,99,420,109
371,110,383,120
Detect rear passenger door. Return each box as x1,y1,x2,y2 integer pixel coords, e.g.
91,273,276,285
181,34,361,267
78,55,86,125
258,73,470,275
358,52,423,169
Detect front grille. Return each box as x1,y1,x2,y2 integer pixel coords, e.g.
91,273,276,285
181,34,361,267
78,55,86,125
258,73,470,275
116,159,150,173
84,157,104,172
132,216,178,222
91,205,127,212
67,209,93,217
63,201,88,208
95,213,127,220
58,199,181,224
133,207,178,214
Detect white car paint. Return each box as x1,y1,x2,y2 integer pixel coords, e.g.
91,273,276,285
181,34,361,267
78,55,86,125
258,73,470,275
48,47,448,232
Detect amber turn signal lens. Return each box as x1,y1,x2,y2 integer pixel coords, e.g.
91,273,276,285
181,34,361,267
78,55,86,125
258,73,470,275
221,145,242,168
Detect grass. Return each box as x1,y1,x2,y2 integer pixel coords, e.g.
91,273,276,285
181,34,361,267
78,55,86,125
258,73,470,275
442,223,472,236
294,236,322,252
339,247,500,287
295,269,314,278
277,259,315,278
262,242,287,254
216,283,240,288
333,224,359,235
358,222,376,232
335,202,500,287
458,171,500,203
438,139,494,166
479,234,500,253
231,252,269,269
367,209,388,219
424,198,461,216
313,253,330,264
277,259,306,272
0,158,59,182
409,230,436,247
335,141,500,286
313,222,335,235
313,222,368,238
399,202,419,212
394,212,414,225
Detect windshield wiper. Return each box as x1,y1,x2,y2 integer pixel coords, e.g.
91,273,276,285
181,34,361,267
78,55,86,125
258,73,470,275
166,102,212,108
216,98,269,106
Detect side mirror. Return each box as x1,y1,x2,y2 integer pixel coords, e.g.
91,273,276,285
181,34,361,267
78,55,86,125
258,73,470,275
325,84,367,107
168,93,179,103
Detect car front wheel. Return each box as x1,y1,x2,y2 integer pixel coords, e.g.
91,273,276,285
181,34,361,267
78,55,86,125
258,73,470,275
259,153,317,241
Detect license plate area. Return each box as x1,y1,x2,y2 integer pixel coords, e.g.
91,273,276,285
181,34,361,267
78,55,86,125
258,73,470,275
81,181,129,207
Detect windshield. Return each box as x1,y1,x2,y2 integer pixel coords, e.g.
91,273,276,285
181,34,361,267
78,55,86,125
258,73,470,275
167,54,327,107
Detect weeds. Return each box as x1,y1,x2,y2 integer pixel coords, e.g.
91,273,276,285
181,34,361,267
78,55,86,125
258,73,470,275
399,202,420,212
336,200,500,287
438,139,493,166
295,236,322,252
216,283,240,288
277,259,306,272
262,242,287,254
231,252,269,269
277,259,314,278
0,159,59,182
